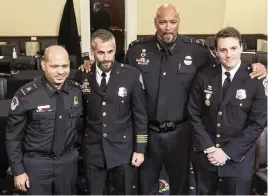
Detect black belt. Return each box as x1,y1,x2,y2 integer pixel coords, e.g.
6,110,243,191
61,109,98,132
149,121,177,133
25,147,75,159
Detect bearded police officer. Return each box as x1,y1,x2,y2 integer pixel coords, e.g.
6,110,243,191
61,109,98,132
5,46,82,194
75,29,148,195
124,4,266,195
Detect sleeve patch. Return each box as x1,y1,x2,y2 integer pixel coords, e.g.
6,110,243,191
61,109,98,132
10,96,19,111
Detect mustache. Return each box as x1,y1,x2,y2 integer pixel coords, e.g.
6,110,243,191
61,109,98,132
100,60,113,64
163,32,173,35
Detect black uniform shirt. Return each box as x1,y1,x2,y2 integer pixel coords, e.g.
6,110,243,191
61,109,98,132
5,76,83,176
125,35,216,123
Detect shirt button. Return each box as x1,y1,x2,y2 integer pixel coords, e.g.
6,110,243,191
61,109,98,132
121,100,124,103
85,134,87,136
218,111,222,116
102,102,106,106
103,124,107,127
103,112,106,116
217,123,221,127
218,178,222,182
103,133,107,137
216,144,220,148
123,135,126,138
59,115,62,119
216,134,220,138
163,72,166,76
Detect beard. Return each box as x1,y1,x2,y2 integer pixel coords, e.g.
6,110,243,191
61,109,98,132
97,60,114,72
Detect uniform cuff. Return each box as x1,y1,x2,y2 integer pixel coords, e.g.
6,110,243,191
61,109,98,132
11,164,25,176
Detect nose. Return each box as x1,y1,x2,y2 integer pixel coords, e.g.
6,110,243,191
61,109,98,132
165,22,171,31
57,66,64,74
226,50,232,58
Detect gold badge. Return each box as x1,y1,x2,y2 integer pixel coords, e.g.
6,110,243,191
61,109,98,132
74,96,79,107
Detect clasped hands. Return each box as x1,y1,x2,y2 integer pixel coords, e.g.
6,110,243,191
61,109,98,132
205,146,228,166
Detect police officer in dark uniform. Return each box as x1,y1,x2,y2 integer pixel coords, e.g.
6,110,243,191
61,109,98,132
124,4,267,195
75,29,148,195
187,27,267,195
5,45,83,195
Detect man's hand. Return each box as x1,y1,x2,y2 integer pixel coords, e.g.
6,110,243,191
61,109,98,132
78,60,94,73
250,63,267,79
204,146,216,154
207,148,228,166
14,173,30,192
131,152,144,167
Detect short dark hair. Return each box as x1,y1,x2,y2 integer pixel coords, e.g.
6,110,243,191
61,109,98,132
91,29,115,49
214,27,242,49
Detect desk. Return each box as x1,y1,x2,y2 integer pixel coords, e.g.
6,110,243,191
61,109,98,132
5,69,79,99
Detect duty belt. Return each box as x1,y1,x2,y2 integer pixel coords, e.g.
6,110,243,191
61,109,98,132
149,121,177,133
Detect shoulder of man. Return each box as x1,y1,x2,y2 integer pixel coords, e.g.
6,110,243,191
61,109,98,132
128,36,154,49
180,35,216,58
15,76,42,98
68,79,82,89
119,63,140,73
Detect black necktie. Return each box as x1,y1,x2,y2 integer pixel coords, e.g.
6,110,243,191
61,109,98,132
52,90,67,157
222,71,231,99
100,72,107,93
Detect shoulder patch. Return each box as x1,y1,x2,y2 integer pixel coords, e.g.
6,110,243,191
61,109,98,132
10,96,19,111
120,63,139,72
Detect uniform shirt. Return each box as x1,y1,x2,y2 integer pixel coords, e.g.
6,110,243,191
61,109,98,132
95,63,111,85
125,35,216,123
221,61,241,86
5,76,83,176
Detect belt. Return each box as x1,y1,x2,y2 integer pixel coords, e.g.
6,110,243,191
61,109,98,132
25,147,75,159
149,121,177,133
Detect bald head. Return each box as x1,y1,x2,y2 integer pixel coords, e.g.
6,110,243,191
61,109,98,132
154,4,180,45
41,45,70,89
155,4,179,20
43,45,69,62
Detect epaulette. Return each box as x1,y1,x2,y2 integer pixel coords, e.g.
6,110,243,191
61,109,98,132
119,63,139,73
17,78,41,97
182,36,206,47
70,80,81,89
182,36,216,58
128,37,151,49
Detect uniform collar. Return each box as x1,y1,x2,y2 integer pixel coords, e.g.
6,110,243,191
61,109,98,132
42,76,69,97
221,60,241,80
155,34,178,55
95,63,112,77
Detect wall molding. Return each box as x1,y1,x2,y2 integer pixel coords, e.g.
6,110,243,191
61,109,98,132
137,34,267,40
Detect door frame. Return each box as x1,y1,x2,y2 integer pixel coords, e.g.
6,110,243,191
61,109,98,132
79,0,137,56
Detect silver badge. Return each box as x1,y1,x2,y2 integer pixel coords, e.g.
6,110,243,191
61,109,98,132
184,55,192,66
142,49,146,53
236,89,246,100
118,87,127,97
141,53,146,57
10,96,19,111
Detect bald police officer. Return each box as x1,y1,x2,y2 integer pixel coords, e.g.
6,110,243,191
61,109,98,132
5,46,82,194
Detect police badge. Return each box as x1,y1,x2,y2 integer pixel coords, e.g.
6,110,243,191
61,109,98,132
118,87,127,97
74,96,79,107
236,89,246,100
